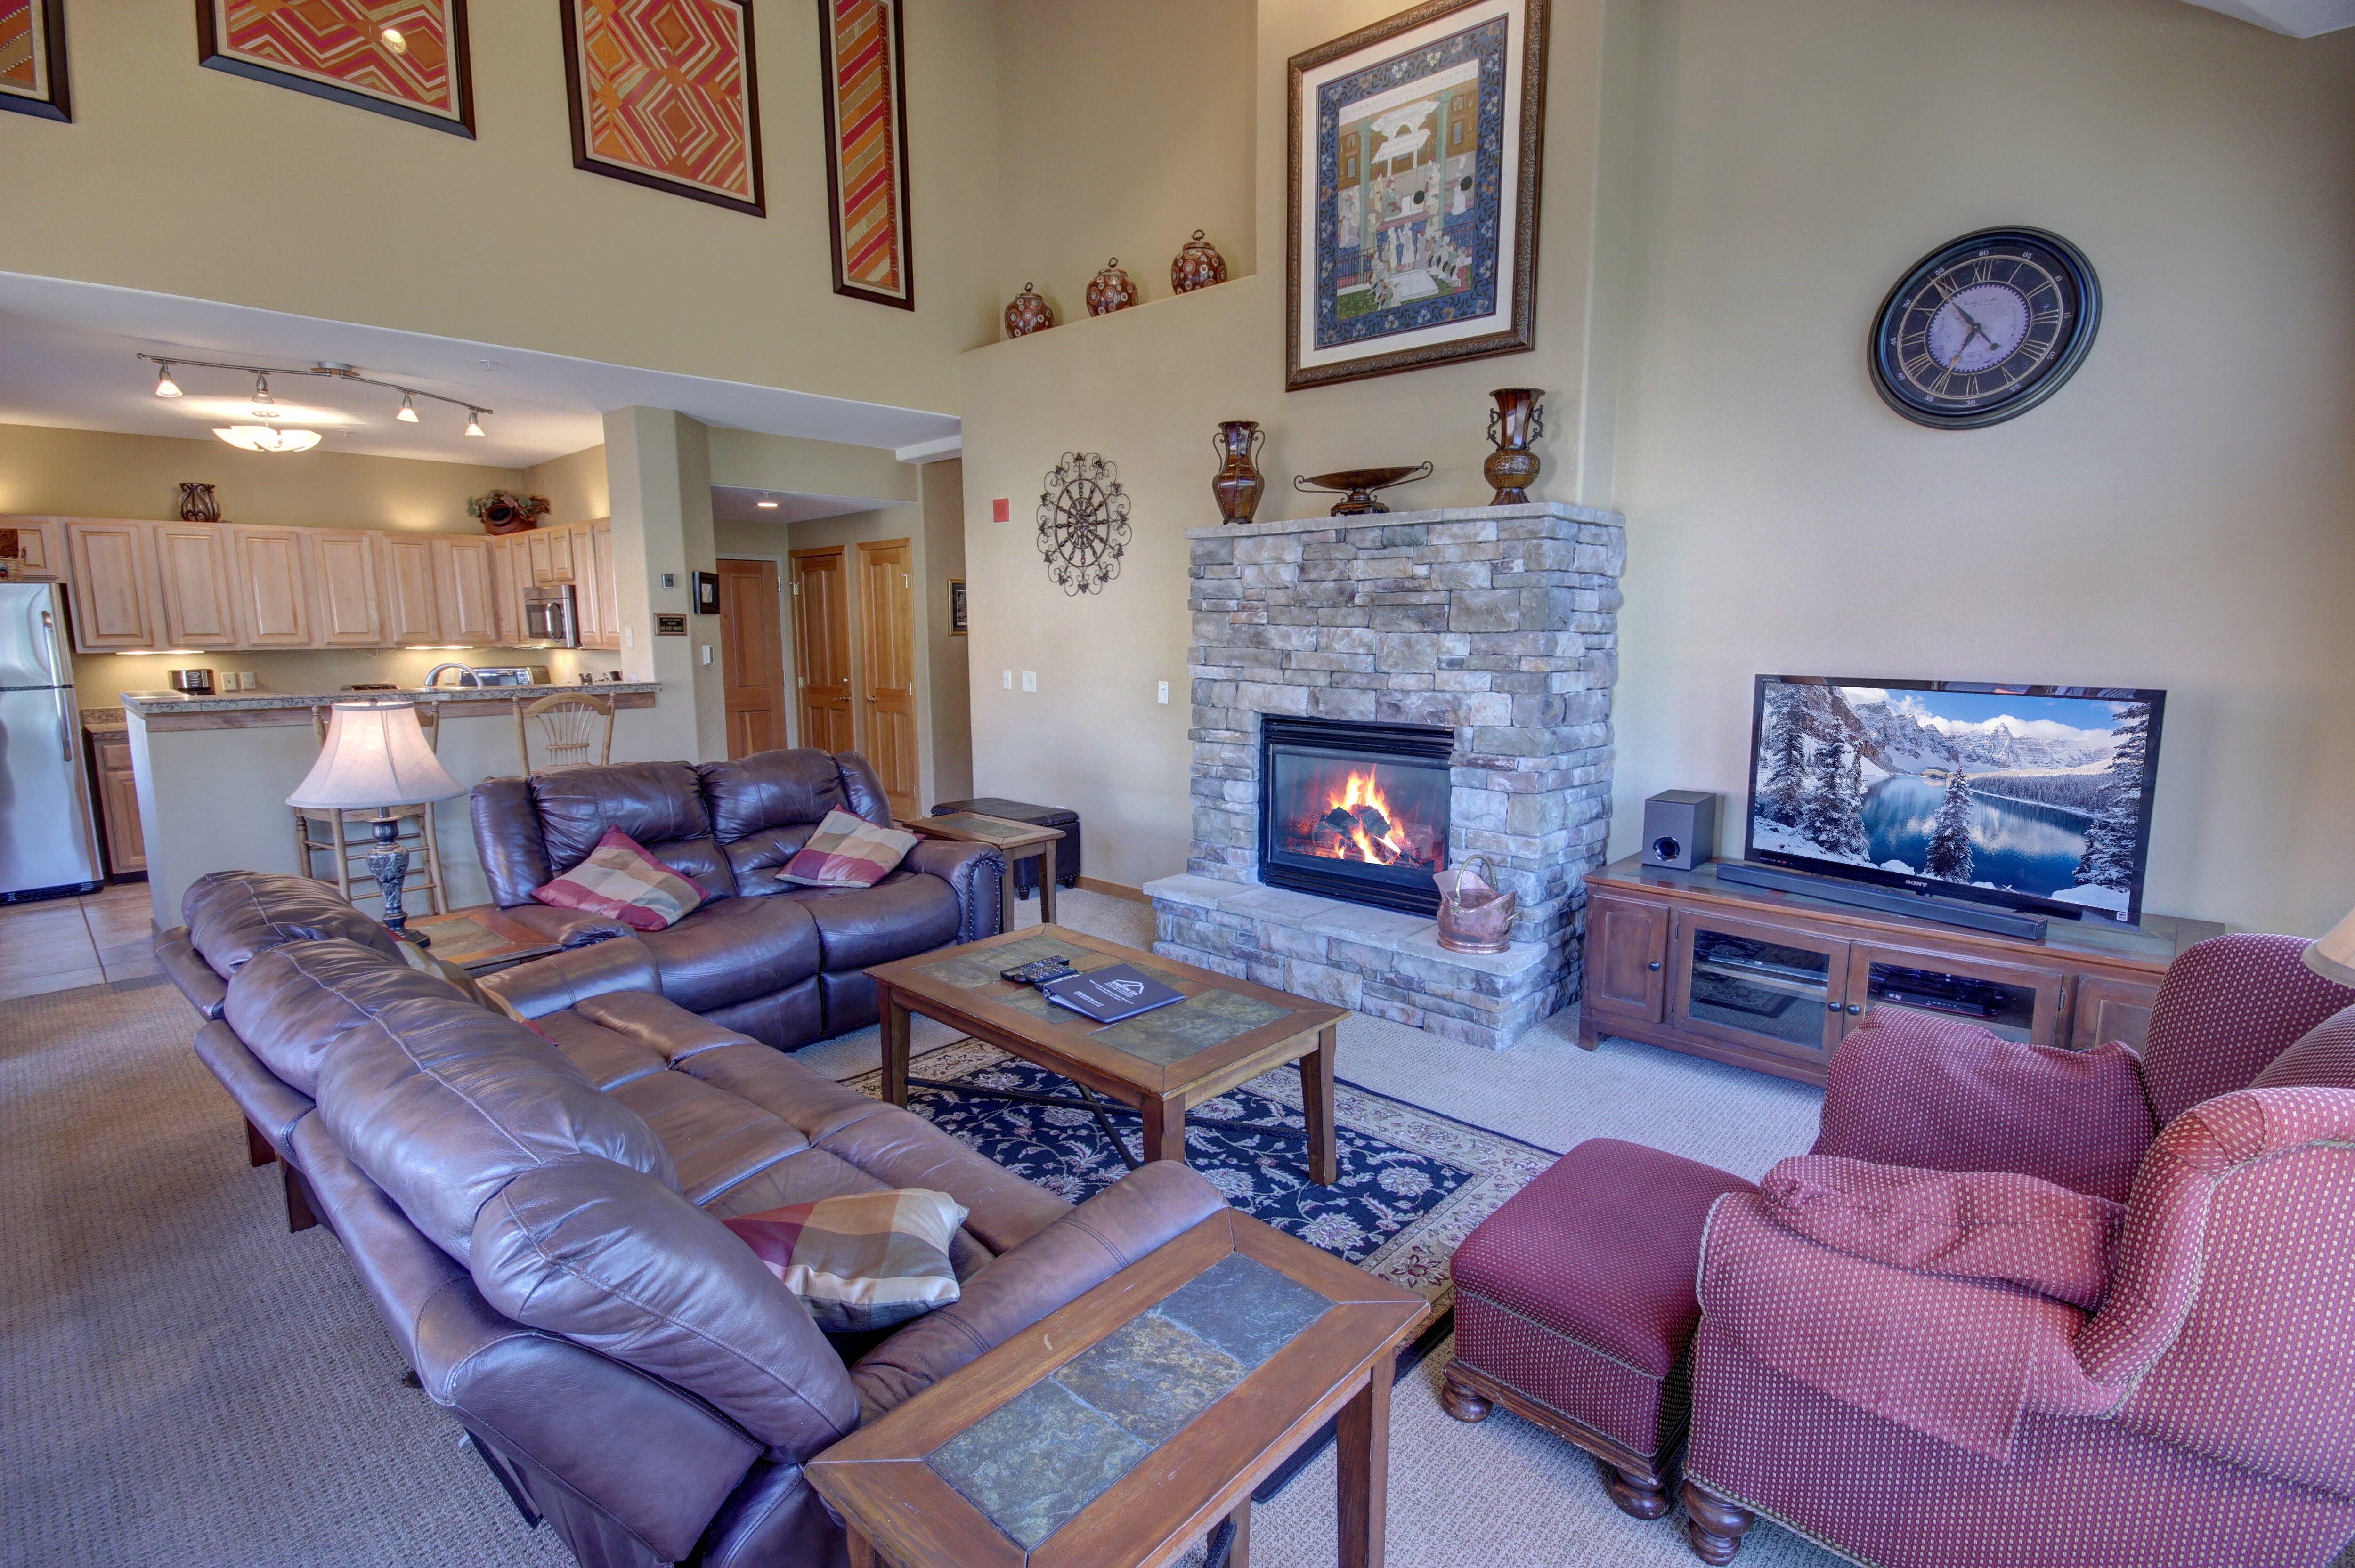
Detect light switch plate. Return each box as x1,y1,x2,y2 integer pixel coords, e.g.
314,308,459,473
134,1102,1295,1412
1157,680,1169,704
1001,669,1013,689
661,573,677,590
1021,671,1037,692
699,644,713,666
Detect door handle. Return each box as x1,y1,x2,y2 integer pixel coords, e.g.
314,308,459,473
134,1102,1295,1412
1647,961,1661,972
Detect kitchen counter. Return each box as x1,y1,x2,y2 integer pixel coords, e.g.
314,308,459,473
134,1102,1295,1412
121,681,659,730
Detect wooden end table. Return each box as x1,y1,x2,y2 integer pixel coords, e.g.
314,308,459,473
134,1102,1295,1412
808,1207,1423,1568
903,813,1066,931
867,926,1349,1183
400,905,561,974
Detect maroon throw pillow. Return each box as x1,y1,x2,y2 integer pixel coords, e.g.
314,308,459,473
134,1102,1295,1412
532,828,707,932
1761,1154,2125,1310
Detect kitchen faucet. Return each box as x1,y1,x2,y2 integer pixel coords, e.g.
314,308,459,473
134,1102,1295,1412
422,663,480,687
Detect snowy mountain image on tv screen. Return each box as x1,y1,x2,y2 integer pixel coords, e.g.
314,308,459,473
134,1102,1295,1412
1749,683,2155,917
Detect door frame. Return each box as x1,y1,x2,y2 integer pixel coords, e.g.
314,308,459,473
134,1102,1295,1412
716,553,792,749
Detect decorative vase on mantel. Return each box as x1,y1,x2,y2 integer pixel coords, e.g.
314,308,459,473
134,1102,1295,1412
1171,230,1228,293
1210,420,1266,525
177,482,220,523
1483,388,1546,505
1086,258,1138,316
1005,283,1054,338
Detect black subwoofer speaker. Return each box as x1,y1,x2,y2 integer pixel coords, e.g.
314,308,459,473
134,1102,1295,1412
1642,790,1718,871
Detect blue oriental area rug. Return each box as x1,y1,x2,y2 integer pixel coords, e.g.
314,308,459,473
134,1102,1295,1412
848,1039,1557,1334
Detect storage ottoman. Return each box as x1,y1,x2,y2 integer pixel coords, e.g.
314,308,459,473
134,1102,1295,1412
1443,1138,1757,1519
930,797,1080,899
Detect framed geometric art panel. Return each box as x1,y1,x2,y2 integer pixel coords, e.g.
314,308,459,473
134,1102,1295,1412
817,0,914,309
1286,0,1550,390
195,0,473,137
559,0,764,217
1,0,70,121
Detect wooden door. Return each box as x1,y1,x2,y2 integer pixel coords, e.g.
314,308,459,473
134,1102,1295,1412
311,529,385,646
432,536,497,646
377,533,440,647
228,526,313,647
717,558,785,758
855,538,919,818
789,546,854,754
65,521,159,650
588,520,619,649
1584,895,1670,1026
2070,972,2160,1053
1668,907,1850,1070
487,536,520,647
1844,940,2068,1047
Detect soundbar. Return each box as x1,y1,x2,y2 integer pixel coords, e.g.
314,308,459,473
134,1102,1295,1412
1713,860,2051,941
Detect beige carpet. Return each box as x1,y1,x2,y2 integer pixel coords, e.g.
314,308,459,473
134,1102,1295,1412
0,890,1843,1568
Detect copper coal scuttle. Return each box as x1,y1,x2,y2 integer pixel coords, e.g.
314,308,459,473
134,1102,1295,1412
1434,856,1517,954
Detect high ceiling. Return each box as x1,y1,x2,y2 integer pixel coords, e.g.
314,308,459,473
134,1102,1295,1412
0,271,961,470
2180,0,2355,35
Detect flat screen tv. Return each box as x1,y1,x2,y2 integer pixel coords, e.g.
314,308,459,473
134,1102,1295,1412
1745,676,2166,925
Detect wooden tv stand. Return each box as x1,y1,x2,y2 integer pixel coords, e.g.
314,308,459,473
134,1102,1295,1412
1578,856,2223,1088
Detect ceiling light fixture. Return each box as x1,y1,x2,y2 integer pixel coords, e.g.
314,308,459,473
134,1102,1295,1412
755,496,779,508
135,353,493,436
381,25,407,53
214,425,323,453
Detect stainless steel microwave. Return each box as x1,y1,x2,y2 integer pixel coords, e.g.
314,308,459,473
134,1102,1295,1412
522,585,579,648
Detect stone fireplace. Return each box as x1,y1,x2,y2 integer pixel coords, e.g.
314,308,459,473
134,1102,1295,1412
1145,501,1627,1051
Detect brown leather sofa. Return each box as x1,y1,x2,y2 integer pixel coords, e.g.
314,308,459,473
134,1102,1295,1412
470,750,1002,1049
157,872,1226,1568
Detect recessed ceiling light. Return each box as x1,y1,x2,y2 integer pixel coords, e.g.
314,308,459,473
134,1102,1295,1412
215,425,321,453
154,364,181,397
381,25,407,53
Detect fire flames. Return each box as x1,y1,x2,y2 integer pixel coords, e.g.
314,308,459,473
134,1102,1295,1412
1309,768,1429,865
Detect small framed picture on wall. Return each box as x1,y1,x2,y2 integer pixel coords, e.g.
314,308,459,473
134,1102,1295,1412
693,571,721,614
949,579,968,635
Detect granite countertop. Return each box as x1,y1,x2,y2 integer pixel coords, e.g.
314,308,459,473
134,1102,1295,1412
118,681,659,717
81,707,128,731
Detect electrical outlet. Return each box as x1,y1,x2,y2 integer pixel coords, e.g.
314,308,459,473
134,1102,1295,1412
1001,669,1013,689
1158,680,1169,704
1021,671,1037,693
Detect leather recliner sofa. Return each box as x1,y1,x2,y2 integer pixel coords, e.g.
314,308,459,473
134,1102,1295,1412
156,871,1228,1568
470,749,1002,1049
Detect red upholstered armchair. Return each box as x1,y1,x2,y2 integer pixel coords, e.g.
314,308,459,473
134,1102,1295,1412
1681,934,2355,1568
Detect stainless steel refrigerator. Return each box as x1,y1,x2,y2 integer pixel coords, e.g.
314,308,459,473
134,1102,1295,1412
0,581,104,900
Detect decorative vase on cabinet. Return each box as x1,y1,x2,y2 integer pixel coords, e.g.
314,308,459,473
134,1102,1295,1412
1210,421,1267,525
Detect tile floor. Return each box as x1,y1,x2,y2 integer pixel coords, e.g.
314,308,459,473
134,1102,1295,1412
0,881,158,997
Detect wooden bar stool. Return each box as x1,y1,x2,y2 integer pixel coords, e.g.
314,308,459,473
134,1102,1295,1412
515,692,614,777
292,704,449,919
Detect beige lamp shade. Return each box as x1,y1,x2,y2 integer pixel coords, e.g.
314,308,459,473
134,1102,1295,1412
286,703,464,810
2305,904,2355,988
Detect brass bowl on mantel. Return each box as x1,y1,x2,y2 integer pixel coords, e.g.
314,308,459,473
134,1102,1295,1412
1291,461,1434,516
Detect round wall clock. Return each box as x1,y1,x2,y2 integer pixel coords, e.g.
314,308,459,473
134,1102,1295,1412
1869,228,2101,429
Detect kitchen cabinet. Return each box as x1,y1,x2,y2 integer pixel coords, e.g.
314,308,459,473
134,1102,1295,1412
227,526,314,647
487,535,522,647
153,525,240,649
310,528,386,647
87,731,145,876
64,521,161,651
0,517,65,578
431,536,497,647
1578,856,2221,1088
526,526,577,586
377,533,441,647
585,519,620,650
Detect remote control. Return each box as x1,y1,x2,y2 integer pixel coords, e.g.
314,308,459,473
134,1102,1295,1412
1000,956,1078,986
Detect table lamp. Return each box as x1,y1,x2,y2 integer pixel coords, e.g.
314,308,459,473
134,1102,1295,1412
2304,904,2355,988
287,702,464,946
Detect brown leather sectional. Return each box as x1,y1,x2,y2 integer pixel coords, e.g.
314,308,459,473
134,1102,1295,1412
469,749,1004,1047
157,870,1226,1568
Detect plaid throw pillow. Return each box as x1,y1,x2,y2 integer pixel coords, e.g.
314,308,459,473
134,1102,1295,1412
721,1188,968,1334
777,808,918,890
532,828,707,932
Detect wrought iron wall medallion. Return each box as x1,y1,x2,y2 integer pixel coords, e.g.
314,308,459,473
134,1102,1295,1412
1035,452,1133,595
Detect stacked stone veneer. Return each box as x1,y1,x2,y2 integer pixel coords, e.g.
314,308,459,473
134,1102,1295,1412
1145,501,1625,1051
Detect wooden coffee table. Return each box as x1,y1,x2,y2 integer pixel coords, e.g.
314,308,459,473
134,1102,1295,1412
866,927,1349,1183
903,813,1066,930
807,1206,1423,1568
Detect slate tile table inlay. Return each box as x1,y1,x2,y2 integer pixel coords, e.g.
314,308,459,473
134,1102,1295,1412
869,925,1351,1183
905,813,1068,929
808,1210,1426,1568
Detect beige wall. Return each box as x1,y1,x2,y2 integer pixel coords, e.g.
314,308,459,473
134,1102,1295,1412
0,0,1000,412
920,460,974,803
522,445,610,526
963,0,2355,932
993,0,1259,320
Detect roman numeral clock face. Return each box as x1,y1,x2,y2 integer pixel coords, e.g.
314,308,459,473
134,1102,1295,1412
1871,228,2102,429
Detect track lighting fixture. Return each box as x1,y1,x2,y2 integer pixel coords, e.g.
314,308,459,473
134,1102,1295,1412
134,353,494,444
464,411,486,437
396,394,419,422
251,372,274,404
154,363,182,397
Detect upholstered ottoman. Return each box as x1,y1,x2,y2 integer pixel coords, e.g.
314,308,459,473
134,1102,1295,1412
1444,1137,1757,1518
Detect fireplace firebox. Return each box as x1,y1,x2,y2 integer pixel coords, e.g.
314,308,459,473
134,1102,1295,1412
1258,716,1453,916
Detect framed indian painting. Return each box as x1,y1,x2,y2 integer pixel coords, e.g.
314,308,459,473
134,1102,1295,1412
1,0,70,121
560,0,764,217
1287,0,1550,390
195,0,473,137
817,0,915,309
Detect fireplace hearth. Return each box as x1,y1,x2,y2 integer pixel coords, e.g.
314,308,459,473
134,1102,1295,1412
1259,716,1452,915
